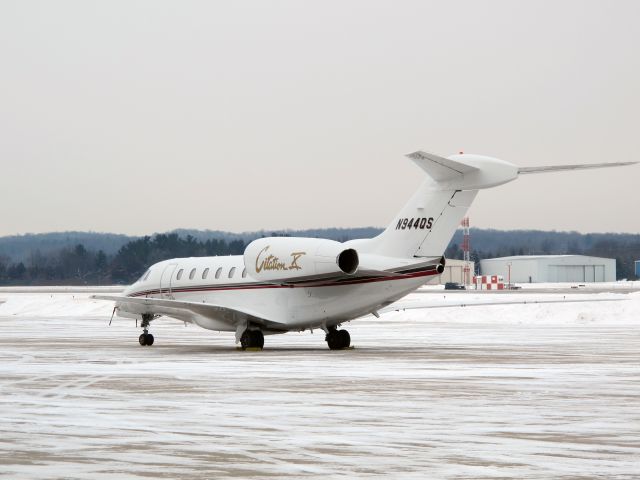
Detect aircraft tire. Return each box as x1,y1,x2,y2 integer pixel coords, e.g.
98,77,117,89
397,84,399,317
338,329,350,348
241,329,264,350
327,329,350,350
253,330,264,349
139,334,147,346
240,331,249,349
326,331,341,350
146,334,154,346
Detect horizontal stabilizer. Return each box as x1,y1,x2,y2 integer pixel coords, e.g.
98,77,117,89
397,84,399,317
406,151,478,182
519,162,637,174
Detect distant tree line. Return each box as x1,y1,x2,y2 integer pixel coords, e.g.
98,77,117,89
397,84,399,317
0,229,638,285
0,234,246,286
0,227,383,264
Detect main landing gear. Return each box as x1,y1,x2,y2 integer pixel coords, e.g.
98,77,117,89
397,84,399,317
326,327,350,350
240,329,264,350
138,314,154,346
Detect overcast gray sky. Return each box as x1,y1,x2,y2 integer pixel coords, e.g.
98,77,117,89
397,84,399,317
0,0,638,236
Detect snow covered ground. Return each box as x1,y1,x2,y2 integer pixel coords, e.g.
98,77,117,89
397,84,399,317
0,289,639,479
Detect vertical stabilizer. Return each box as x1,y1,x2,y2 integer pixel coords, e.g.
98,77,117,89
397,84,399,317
358,151,518,259
359,181,477,259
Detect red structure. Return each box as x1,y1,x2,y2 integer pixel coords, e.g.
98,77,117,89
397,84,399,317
461,217,471,285
473,275,505,290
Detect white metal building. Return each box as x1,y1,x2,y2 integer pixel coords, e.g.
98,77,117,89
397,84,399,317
479,255,616,283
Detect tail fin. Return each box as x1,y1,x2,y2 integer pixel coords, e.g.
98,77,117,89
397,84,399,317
359,151,636,260
362,180,478,259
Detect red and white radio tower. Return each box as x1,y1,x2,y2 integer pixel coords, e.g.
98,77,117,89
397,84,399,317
461,217,471,285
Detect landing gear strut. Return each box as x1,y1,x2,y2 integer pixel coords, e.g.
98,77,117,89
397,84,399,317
138,314,154,346
326,327,350,350
240,329,264,350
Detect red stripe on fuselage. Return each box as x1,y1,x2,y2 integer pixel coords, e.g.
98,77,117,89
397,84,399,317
127,268,439,298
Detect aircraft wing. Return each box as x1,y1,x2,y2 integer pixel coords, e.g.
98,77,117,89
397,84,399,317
90,295,287,332
379,295,628,314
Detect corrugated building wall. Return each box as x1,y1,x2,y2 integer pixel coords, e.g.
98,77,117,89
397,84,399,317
479,255,616,283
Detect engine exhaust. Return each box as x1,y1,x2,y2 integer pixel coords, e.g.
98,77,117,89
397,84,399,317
337,249,359,275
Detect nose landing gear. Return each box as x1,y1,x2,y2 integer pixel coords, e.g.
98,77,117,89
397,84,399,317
139,332,154,346
138,314,155,346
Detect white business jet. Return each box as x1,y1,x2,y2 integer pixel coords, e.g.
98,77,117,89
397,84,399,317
92,151,635,350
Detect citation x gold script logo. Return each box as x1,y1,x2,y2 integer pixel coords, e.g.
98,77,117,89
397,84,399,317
255,246,306,273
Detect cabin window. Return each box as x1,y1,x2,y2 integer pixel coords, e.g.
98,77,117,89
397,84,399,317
189,268,196,280
176,269,184,280
202,268,209,279
215,267,222,279
229,267,236,278
242,268,247,278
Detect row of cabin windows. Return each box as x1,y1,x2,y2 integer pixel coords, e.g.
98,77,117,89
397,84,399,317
175,266,247,281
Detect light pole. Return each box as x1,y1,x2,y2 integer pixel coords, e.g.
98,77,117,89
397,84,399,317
507,262,512,288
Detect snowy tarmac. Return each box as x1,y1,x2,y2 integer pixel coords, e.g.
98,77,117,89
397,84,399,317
0,289,639,479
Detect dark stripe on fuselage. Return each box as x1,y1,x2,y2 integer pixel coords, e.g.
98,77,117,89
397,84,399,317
127,265,440,298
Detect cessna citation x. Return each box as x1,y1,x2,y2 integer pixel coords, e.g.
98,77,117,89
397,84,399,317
93,151,636,350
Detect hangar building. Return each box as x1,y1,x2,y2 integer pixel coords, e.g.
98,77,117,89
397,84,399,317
479,255,616,283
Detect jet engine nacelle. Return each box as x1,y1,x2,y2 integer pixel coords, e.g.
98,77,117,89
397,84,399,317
244,237,359,282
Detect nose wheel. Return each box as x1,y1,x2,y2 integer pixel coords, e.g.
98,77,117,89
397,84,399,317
326,328,350,350
138,314,155,346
